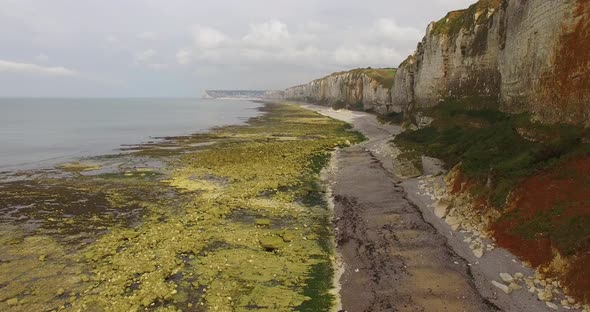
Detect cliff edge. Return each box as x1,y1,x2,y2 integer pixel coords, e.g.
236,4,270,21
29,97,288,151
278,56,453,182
394,0,590,126
283,68,396,114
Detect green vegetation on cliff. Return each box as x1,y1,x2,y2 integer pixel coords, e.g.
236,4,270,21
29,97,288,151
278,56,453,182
431,0,501,37
396,97,590,207
328,68,397,89
395,97,590,303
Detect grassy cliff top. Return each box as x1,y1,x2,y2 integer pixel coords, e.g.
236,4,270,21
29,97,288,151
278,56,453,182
431,0,501,37
322,68,397,89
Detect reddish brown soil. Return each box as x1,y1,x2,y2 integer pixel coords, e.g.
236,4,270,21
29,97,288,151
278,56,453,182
492,157,590,302
541,0,590,124
565,252,590,303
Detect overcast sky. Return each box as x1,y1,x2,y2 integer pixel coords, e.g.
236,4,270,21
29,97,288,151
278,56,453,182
0,0,475,97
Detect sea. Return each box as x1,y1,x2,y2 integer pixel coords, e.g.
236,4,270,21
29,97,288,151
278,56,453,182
0,98,262,170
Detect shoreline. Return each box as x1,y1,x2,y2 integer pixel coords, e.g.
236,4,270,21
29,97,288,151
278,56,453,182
0,98,262,173
0,103,360,311
320,152,344,312
296,102,566,311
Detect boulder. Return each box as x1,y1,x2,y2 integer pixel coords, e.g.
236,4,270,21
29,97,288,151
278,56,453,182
259,237,284,252
546,302,558,310
472,246,484,258
491,280,512,294
7,298,18,306
434,200,451,218
538,290,553,302
445,216,461,231
500,273,514,283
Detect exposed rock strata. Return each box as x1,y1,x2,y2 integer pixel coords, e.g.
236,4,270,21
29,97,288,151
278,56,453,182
394,0,590,125
282,68,396,114
283,0,590,126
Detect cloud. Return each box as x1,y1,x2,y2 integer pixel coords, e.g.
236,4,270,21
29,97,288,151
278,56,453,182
373,18,423,41
191,26,229,49
138,31,157,40
147,63,169,70
176,48,192,65
134,49,157,63
332,46,403,66
175,17,416,71
0,59,77,77
242,20,290,48
34,53,49,62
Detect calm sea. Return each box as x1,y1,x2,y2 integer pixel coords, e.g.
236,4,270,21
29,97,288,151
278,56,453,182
0,98,262,169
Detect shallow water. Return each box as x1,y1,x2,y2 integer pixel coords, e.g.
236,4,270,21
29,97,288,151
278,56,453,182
0,98,261,169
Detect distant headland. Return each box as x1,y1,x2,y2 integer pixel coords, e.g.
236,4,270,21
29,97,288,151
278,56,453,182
203,90,283,99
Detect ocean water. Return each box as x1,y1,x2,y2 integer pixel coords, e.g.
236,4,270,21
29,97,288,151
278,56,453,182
0,98,262,169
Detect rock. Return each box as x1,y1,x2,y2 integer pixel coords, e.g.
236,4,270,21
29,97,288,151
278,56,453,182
445,216,461,231
283,69,396,114
491,280,512,294
255,219,270,227
280,232,295,243
56,288,65,296
529,286,537,293
538,290,554,302
546,284,554,291
38,255,46,261
500,273,514,283
7,298,18,306
546,302,558,310
561,299,570,307
259,237,284,252
434,200,451,218
514,272,524,279
472,246,484,258
508,283,522,291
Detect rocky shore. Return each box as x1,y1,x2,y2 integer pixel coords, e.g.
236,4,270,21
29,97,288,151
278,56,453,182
299,103,589,312
0,103,363,311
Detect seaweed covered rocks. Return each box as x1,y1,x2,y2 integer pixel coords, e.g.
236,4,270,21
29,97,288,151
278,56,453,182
0,103,363,312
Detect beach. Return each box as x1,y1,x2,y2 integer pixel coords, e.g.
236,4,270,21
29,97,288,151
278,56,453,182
300,103,569,311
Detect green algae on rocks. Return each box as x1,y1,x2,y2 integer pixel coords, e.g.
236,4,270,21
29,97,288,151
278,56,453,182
0,103,363,312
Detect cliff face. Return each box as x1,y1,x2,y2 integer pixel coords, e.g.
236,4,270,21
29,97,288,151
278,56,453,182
282,0,589,125
499,0,590,125
395,0,590,125
283,68,397,114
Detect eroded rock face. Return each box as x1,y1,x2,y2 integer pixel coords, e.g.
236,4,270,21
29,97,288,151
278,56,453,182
394,0,590,126
500,0,590,125
283,69,396,114
282,1,589,125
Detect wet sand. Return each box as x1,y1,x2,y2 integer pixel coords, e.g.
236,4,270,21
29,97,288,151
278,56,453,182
300,104,560,312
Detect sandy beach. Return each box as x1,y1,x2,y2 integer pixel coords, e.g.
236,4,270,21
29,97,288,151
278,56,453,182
300,103,564,312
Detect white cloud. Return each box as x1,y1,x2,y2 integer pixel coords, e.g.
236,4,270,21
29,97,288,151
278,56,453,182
138,31,157,40
147,63,169,70
0,59,77,77
105,35,119,44
332,46,403,66
176,48,192,65
173,17,415,72
373,18,423,41
242,20,290,48
134,49,157,63
34,53,49,62
191,26,228,49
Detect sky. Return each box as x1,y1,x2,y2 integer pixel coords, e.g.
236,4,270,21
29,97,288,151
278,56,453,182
0,0,475,97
